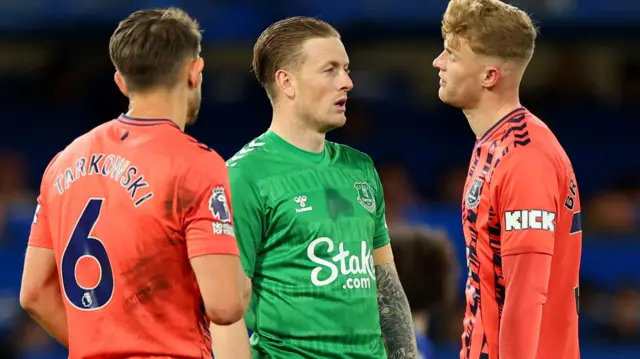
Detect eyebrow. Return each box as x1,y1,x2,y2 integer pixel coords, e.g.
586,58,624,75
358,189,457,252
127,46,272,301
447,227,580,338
323,60,349,68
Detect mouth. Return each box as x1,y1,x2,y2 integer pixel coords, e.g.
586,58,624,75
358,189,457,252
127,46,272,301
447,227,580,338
439,74,446,86
335,98,347,111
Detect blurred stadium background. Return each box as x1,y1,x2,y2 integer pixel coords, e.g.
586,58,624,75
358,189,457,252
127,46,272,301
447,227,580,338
1,0,639,358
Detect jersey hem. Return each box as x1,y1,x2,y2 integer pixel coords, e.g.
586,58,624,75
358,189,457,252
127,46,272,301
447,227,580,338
26,241,54,250
501,248,554,256
187,235,241,258
373,235,391,249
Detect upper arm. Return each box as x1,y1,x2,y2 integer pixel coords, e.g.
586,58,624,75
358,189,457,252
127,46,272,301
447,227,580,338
228,167,264,278
23,190,57,301
28,195,53,249
371,166,391,249
374,243,394,266
182,153,239,258
492,147,559,257
29,155,57,250
20,246,58,305
183,152,246,324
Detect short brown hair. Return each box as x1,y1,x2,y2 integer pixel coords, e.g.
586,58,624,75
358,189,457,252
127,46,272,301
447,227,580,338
390,226,458,312
252,16,340,100
109,7,202,93
442,0,537,62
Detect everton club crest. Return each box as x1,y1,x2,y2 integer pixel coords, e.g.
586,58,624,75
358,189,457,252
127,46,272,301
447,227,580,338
354,182,376,213
465,178,484,209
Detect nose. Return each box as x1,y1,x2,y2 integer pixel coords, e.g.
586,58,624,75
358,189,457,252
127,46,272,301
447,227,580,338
433,51,445,70
340,71,354,92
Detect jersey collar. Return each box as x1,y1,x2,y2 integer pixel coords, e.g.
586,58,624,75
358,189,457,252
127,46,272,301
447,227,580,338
477,107,527,144
117,114,180,129
264,130,328,165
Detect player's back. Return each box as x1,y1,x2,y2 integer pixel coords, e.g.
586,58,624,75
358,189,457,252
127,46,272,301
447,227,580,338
42,116,217,359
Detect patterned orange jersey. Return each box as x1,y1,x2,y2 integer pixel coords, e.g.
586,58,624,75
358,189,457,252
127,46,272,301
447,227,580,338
460,108,582,359
28,115,238,359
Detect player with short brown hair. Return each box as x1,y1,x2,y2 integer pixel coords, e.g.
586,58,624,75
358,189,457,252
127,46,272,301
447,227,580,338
109,7,203,94
432,1,582,359
212,16,417,359
252,16,340,103
20,8,248,359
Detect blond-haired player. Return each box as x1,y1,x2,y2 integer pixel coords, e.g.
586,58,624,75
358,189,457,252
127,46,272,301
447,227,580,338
433,1,582,359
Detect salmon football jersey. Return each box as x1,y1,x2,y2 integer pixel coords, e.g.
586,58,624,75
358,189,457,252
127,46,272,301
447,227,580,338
28,115,238,359
460,108,582,359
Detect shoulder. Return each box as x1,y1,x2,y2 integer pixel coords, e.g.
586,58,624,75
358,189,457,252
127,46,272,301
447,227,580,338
497,112,571,174
147,131,228,187
42,123,106,183
55,122,108,160
226,136,269,178
491,143,564,193
498,144,553,169
145,128,225,172
326,141,375,169
39,152,64,193
180,138,227,178
174,139,229,203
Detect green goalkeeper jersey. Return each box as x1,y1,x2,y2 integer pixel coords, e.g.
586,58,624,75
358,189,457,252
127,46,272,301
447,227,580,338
227,130,390,359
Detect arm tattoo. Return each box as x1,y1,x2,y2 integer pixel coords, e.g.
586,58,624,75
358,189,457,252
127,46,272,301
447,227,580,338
376,262,418,359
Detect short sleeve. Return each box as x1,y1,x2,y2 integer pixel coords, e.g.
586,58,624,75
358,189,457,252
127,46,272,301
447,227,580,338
228,167,264,278
372,166,391,249
28,195,53,249
182,153,239,259
492,147,559,256
28,153,60,249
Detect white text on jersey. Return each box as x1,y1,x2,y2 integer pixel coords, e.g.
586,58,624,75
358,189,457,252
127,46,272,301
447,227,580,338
294,195,312,213
307,237,375,290
504,209,556,232
53,153,153,207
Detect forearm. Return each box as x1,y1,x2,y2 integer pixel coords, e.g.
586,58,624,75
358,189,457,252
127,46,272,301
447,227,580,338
23,286,69,347
210,318,251,359
375,262,418,359
500,253,552,359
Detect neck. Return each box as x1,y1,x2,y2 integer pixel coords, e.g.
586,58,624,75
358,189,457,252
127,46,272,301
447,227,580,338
126,90,187,131
463,94,521,139
269,109,326,153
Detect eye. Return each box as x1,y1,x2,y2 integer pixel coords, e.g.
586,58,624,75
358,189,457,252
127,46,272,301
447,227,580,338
324,68,335,73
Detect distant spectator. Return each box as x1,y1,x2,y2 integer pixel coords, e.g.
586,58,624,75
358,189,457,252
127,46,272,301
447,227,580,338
0,152,36,246
586,191,637,234
379,163,425,226
390,225,459,359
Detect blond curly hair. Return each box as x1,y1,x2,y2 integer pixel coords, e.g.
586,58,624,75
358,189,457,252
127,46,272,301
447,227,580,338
441,0,537,62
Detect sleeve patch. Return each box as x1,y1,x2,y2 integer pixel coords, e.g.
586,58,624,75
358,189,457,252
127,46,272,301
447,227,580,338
209,186,235,237
209,186,231,223
504,209,556,232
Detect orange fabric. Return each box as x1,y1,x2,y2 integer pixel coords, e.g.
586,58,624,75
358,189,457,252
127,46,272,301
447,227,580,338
460,109,581,359
28,116,238,359
500,253,552,359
